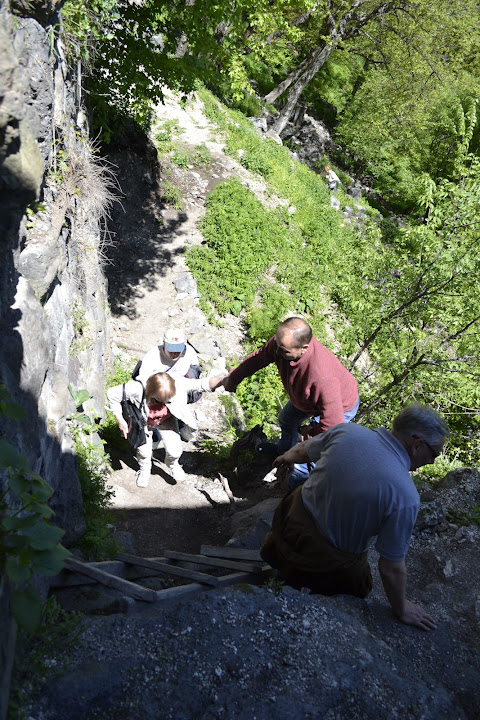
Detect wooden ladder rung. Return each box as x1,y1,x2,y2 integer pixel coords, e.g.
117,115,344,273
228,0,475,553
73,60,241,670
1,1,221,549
164,550,264,575
200,545,264,562
64,557,157,602
116,552,219,587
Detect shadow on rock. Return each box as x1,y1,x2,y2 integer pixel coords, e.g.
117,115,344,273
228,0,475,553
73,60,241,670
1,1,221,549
102,123,187,319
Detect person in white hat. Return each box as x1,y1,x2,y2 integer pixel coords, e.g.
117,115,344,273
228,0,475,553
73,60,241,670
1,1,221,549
136,328,200,384
135,328,202,444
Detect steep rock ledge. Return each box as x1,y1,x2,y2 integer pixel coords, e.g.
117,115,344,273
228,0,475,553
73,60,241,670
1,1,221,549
0,1,112,713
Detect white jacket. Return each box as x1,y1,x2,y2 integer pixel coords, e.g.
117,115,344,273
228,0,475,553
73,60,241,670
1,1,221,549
107,375,211,430
137,344,199,385
326,169,340,187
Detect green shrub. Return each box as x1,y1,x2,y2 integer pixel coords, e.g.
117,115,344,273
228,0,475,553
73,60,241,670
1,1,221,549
106,355,138,388
9,597,83,718
199,89,235,130
0,387,70,634
240,147,273,177
188,178,289,316
235,364,286,435
171,150,190,169
200,437,232,461
68,387,120,561
153,119,183,154
448,505,480,527
72,434,119,560
161,180,185,210
246,286,293,342
192,143,211,166
413,456,463,485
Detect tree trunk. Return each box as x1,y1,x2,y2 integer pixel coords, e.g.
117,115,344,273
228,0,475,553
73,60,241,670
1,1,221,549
265,1,405,135
263,57,309,105
271,40,338,135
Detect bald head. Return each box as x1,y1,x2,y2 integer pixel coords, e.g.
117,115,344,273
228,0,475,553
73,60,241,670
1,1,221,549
275,318,312,361
276,318,313,348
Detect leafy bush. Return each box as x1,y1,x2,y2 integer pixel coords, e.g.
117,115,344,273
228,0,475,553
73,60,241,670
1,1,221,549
200,437,232,461
235,365,286,436
246,286,293,342
192,143,211,166
9,597,83,717
0,388,70,633
106,355,138,388
413,456,463,485
188,178,289,316
171,150,190,169
448,505,480,527
68,387,120,561
161,180,185,210
154,119,183,154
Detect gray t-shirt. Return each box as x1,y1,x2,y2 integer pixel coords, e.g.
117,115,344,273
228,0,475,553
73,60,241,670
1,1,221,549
301,423,419,562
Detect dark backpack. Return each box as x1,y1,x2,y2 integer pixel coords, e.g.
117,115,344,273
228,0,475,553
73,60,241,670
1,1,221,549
121,382,146,449
131,359,142,380
185,363,202,404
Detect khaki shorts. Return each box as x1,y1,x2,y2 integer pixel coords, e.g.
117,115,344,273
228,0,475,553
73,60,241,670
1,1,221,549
261,486,372,598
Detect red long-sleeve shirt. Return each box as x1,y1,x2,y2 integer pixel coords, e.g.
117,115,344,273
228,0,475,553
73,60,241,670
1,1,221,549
227,336,358,434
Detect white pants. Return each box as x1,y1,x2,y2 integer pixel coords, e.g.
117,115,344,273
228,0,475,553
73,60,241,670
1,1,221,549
136,417,183,472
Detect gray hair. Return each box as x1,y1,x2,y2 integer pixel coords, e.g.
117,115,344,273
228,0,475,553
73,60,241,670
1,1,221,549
392,403,450,444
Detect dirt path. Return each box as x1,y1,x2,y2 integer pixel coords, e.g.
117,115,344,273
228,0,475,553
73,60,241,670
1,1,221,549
103,92,279,557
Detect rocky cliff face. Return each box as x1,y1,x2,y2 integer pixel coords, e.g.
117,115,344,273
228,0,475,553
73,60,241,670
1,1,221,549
1,0,112,539
1,1,112,712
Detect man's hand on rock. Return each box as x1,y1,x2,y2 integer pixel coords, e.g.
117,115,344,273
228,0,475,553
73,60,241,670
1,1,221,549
273,453,293,471
397,601,437,631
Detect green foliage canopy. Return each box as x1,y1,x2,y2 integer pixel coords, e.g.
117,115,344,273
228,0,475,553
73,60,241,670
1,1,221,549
187,93,480,464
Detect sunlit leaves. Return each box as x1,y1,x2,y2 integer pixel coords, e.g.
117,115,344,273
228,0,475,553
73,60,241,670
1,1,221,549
1,393,70,633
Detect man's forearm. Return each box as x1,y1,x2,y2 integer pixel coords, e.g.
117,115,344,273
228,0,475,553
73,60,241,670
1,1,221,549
378,556,437,630
226,338,276,390
274,442,310,467
378,557,407,617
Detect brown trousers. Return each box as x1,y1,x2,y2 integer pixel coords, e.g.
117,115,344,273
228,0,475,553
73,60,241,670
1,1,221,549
261,486,372,598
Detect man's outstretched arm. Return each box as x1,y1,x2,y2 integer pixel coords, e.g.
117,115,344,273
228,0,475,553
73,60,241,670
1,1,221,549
378,557,436,631
223,337,277,392
273,443,310,468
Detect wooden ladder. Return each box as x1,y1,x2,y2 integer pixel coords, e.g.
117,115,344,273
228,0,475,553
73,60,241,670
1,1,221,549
55,545,272,604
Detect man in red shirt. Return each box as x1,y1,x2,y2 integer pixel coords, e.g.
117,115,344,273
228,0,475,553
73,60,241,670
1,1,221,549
222,317,359,486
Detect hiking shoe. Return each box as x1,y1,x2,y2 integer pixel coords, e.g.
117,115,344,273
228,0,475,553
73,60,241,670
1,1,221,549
256,441,281,457
179,425,194,442
136,468,150,488
168,461,187,482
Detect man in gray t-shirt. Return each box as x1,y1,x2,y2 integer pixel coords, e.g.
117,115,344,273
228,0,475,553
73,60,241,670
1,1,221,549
261,404,449,631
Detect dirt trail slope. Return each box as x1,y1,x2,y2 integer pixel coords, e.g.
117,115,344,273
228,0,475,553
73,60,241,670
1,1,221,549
102,92,280,556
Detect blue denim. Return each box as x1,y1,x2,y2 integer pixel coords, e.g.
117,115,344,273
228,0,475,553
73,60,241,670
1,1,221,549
286,395,360,490
277,402,312,454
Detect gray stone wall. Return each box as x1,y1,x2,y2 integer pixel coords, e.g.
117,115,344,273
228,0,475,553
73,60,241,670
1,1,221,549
1,1,112,715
